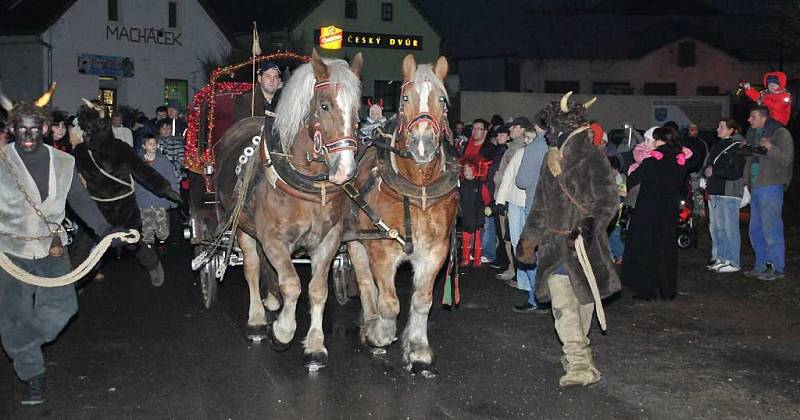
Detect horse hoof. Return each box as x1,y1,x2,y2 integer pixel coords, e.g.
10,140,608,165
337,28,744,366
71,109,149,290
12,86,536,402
303,352,328,371
407,362,437,379
246,325,268,342
267,324,291,352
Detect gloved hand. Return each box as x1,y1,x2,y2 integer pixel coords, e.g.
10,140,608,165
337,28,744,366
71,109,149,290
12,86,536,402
752,146,768,155
164,188,182,203
494,203,506,216
567,217,595,250
484,206,493,217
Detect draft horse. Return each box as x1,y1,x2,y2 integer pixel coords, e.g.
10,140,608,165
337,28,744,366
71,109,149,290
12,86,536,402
215,50,363,370
347,54,458,376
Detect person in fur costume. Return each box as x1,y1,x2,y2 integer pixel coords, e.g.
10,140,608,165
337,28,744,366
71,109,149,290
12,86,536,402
71,102,180,286
516,92,620,388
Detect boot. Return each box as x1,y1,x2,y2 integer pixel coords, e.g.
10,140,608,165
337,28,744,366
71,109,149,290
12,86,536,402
460,232,473,267
472,229,483,268
21,374,45,405
148,262,165,287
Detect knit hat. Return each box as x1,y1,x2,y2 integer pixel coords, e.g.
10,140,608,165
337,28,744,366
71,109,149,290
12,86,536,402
258,61,281,75
510,116,532,130
766,75,780,86
644,126,659,142
495,123,511,135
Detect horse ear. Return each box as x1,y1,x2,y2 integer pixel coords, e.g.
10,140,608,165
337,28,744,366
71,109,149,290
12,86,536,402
311,48,329,81
350,52,363,78
402,54,417,81
433,56,448,81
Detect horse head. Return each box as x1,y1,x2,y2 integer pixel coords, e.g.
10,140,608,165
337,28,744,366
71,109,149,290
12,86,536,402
274,50,363,185
398,54,449,164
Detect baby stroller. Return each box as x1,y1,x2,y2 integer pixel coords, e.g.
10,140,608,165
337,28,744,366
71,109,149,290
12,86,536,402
677,188,697,249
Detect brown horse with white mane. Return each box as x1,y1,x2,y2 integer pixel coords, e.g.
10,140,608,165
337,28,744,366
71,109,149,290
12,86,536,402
214,50,363,370
347,54,458,376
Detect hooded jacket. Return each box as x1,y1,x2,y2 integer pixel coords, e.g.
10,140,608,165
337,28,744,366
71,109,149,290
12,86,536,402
744,71,792,126
704,134,746,198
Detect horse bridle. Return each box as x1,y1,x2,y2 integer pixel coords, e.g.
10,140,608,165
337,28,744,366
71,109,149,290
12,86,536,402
306,79,359,161
398,79,451,141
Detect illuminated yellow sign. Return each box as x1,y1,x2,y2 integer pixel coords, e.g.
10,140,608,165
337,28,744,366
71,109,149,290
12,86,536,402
319,25,343,50
316,27,423,51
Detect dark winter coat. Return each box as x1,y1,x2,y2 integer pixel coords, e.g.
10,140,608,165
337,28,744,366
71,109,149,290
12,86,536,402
233,88,281,122
459,178,490,233
705,135,745,198
479,141,507,199
621,145,689,297
516,134,620,304
73,134,175,230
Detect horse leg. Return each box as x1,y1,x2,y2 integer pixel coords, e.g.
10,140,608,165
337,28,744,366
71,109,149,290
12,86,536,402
347,241,379,344
302,227,342,370
403,243,448,377
238,231,268,341
261,241,301,352
365,246,402,348
256,244,281,317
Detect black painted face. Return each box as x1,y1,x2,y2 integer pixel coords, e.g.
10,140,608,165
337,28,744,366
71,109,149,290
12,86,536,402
13,116,47,153
545,122,568,148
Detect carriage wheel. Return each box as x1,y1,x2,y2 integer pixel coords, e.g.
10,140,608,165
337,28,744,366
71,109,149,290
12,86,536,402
331,252,354,306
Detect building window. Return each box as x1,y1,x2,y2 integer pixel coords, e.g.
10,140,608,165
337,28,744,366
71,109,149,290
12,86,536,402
345,0,357,19
164,79,188,109
697,85,720,96
678,41,696,67
374,80,401,112
99,88,116,116
168,2,178,28
504,60,520,92
108,0,118,21
544,80,580,94
592,82,633,95
381,3,393,21
643,82,677,95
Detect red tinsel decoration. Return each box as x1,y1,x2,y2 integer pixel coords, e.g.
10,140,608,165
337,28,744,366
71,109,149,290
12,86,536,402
184,51,310,182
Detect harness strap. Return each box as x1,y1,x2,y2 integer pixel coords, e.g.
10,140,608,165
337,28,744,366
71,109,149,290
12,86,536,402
402,195,414,255
343,182,406,248
87,150,135,202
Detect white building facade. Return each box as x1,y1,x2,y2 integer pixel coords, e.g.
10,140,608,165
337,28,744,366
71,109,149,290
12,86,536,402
0,0,231,114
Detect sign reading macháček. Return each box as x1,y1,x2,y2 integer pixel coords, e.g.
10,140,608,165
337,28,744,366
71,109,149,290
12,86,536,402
315,28,423,51
106,25,183,46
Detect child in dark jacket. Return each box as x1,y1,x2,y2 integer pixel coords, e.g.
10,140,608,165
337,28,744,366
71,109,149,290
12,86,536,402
459,161,491,267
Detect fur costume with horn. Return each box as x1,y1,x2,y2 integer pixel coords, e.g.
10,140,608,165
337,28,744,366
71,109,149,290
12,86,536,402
515,92,621,305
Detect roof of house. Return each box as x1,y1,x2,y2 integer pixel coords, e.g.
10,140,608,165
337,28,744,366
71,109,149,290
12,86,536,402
204,0,444,39
425,0,799,63
0,0,236,46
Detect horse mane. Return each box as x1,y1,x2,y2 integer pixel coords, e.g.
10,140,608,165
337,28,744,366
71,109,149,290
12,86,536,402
273,58,361,152
410,64,449,104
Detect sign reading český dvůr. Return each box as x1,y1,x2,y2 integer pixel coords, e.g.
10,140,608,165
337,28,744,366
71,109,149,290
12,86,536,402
315,29,422,50
106,25,183,46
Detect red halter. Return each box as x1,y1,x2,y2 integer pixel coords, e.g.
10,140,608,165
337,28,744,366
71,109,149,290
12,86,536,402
308,79,358,159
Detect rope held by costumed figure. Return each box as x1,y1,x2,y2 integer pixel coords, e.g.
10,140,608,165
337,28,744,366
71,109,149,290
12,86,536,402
575,234,607,331
0,230,140,287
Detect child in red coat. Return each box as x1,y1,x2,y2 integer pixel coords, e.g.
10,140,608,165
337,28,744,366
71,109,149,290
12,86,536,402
741,71,792,126
459,161,491,267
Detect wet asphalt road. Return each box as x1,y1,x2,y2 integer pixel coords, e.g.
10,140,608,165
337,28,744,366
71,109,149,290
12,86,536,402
1,243,798,419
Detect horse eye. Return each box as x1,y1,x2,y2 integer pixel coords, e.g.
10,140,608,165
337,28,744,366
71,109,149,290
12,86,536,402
402,95,409,102
439,96,445,103
321,104,329,111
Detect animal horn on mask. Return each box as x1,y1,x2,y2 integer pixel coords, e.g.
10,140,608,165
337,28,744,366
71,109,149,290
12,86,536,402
367,98,373,107
559,91,573,113
34,82,57,107
82,97,105,118
0,88,12,112
582,97,598,109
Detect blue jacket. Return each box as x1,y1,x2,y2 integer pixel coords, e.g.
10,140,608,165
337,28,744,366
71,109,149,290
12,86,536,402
135,151,179,209
515,134,548,211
